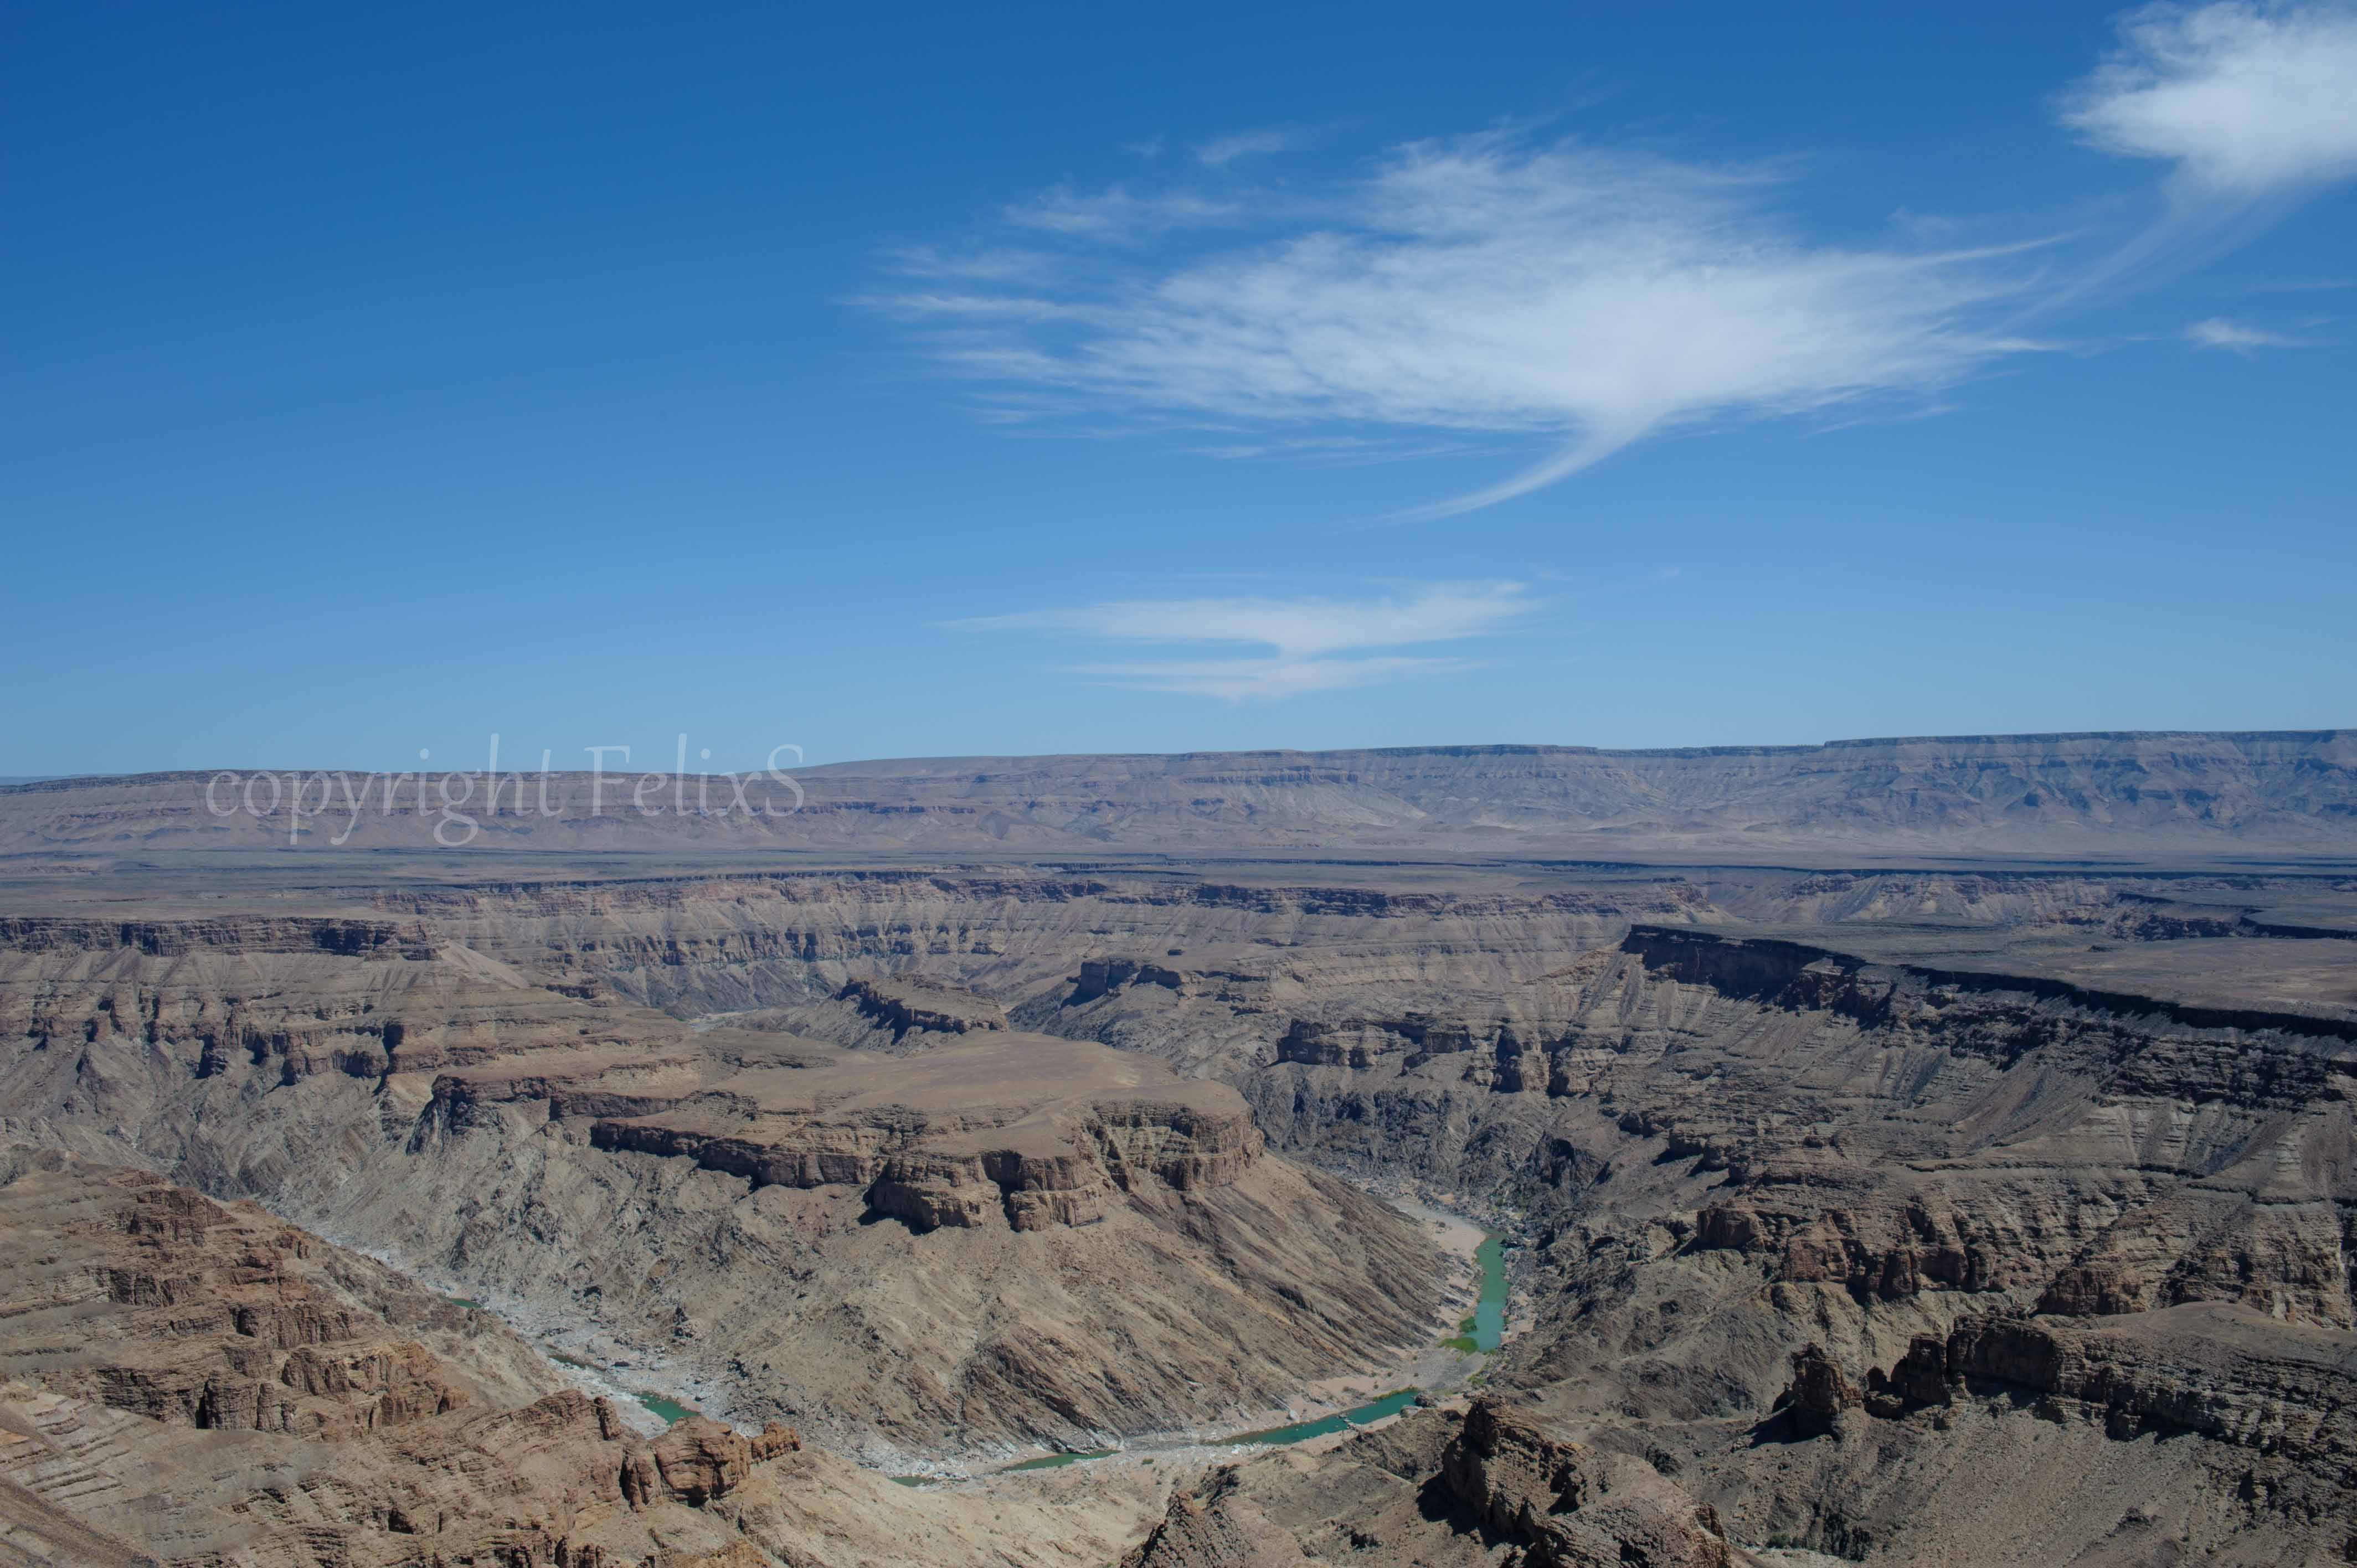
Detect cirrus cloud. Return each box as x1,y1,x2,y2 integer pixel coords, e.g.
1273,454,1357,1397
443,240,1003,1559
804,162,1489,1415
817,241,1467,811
876,3,2357,517
948,581,1536,700
877,136,2049,517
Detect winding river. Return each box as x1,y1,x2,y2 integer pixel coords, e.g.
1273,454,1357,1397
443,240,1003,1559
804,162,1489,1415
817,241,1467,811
470,1223,1510,1485
953,1227,1510,1481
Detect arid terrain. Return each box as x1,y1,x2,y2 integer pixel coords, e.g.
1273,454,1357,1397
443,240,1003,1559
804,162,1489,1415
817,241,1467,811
1,733,2354,1565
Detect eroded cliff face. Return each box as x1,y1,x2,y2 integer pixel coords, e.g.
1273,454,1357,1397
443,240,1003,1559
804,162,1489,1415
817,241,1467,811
1239,924,2354,1563
0,1149,794,1566
364,868,1710,1027
387,1073,1434,1462
0,1151,1188,1568
0,1147,567,1436
1022,899,2357,1562
5,853,2356,1563
435,1029,1268,1235
1047,915,2355,1332
0,911,1443,1464
1119,1397,1747,1568
1610,926,2357,1332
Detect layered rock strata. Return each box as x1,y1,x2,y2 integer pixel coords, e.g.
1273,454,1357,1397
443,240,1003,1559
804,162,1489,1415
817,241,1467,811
7,730,2353,853
1122,1398,1747,1568
6,848,2357,1560
573,1035,1261,1232
0,914,1444,1462
0,1151,1185,1567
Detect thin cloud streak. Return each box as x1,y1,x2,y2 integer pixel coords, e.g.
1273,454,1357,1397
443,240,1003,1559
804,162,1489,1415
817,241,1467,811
1073,654,1475,700
2185,314,2315,349
886,246,1060,283
1002,185,1242,240
949,581,1535,700
1196,128,1293,167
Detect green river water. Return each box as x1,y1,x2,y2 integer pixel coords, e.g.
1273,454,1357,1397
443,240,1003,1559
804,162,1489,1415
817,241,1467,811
635,1392,698,1425
1469,1233,1506,1350
545,1351,698,1427
893,1229,1510,1486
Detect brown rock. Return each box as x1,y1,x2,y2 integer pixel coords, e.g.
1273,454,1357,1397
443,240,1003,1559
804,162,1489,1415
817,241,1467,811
1442,1398,1733,1568
1778,1344,1862,1438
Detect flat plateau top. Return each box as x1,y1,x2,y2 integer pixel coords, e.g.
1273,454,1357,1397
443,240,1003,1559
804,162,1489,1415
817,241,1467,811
674,1031,1236,1124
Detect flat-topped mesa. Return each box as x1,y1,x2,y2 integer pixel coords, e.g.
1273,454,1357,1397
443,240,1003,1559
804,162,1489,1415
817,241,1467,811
838,974,1008,1039
589,1033,1263,1232
424,1021,836,1129
426,1043,721,1129
0,914,438,960
1620,922,2357,1046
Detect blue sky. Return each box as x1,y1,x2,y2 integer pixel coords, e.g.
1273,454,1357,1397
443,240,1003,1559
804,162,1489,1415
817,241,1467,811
5,2,2353,773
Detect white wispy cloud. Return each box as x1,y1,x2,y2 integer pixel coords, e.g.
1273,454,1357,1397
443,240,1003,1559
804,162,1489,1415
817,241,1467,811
2051,2,2357,299
1003,185,1241,240
948,581,1535,700
886,245,1059,283
878,7,2357,514
1072,653,1478,700
1196,128,1293,167
881,136,2046,517
2066,2,2357,200
2184,314,2314,349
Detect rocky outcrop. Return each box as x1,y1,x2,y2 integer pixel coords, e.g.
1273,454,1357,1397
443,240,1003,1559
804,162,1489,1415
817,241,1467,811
1624,923,2357,1049
1075,957,1197,1004
1128,1400,1742,1568
1273,1014,1550,1091
0,1154,1186,1568
1774,1345,1863,1437
580,1033,1265,1233
1773,1303,2357,1481
840,974,1008,1038
1946,1307,2356,1453
0,1154,799,1566
1120,1468,1318,1567
1694,1184,2000,1302
0,914,438,959
0,1153,565,1444
1443,1397,1735,1568
625,1414,801,1506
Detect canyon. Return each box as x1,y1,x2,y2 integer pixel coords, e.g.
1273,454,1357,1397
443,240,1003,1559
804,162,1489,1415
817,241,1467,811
1,734,2354,1564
